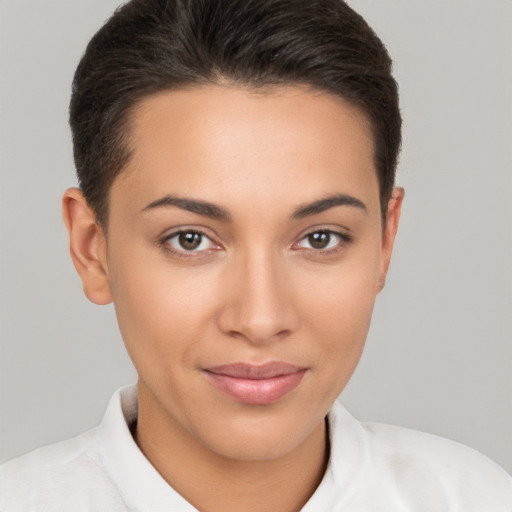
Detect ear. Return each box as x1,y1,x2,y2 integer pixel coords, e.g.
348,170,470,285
378,187,404,291
62,187,112,305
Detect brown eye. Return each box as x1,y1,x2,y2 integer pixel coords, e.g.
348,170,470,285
307,231,331,249
295,229,350,252
178,231,203,250
164,230,216,253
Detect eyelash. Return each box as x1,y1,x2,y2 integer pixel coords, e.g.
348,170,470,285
160,229,218,258
159,228,352,258
293,229,352,255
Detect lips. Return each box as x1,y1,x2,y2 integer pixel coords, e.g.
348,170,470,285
203,362,307,405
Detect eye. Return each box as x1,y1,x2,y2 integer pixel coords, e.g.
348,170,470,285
163,230,217,253
295,230,349,251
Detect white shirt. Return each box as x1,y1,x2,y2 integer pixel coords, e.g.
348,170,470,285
1,385,511,511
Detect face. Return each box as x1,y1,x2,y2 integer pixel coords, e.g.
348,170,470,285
65,85,402,462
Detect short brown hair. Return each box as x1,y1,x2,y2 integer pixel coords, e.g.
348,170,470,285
70,0,401,225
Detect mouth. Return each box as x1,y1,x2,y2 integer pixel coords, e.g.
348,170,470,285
203,362,307,405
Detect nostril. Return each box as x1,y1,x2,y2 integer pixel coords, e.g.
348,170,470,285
219,309,296,345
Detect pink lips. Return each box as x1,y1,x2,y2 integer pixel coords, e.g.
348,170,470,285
203,362,307,405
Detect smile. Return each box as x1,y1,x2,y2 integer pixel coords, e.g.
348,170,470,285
203,362,307,405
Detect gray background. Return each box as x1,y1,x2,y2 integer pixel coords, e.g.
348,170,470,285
1,1,511,472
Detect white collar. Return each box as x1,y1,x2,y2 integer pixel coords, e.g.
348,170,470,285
96,385,368,511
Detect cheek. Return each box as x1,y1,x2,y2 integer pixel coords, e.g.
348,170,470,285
296,246,381,388
107,251,222,370
302,274,376,358
299,243,380,329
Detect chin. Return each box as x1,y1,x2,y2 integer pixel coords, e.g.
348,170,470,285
203,430,303,462
191,406,325,462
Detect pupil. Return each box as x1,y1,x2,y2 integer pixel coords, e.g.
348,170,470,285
179,232,201,250
309,232,330,249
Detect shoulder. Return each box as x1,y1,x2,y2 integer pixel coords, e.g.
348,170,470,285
0,429,126,512
362,419,512,508
326,402,512,510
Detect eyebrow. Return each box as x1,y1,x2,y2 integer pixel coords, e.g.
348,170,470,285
142,192,366,221
292,194,367,219
142,195,232,221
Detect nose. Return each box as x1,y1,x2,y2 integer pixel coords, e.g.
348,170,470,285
217,250,299,346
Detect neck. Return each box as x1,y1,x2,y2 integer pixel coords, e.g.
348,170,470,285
134,385,329,512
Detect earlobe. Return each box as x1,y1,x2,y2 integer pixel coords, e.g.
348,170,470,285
62,187,112,305
378,187,404,291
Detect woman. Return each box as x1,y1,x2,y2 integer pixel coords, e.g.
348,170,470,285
1,1,510,510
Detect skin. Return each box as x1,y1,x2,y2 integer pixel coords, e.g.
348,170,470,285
63,85,403,512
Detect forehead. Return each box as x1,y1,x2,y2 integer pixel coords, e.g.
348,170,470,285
113,85,379,217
